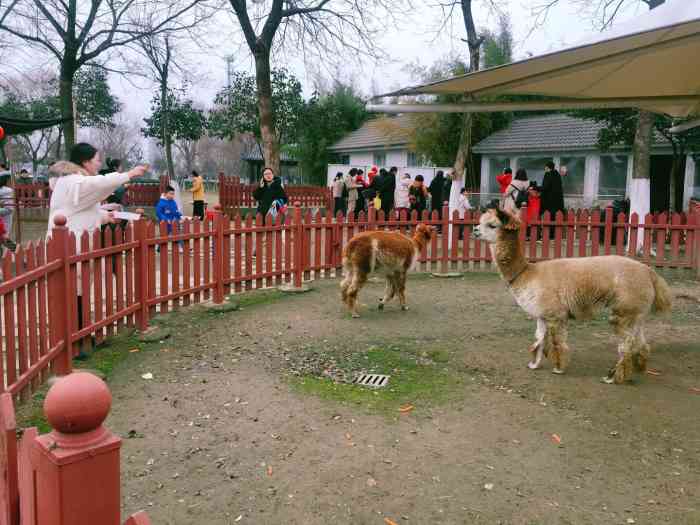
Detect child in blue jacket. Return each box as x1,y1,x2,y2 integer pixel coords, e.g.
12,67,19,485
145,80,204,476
156,185,182,233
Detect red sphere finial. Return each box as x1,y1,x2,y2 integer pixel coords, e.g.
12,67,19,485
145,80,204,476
44,372,112,435
213,203,222,212
294,201,301,207
53,214,67,227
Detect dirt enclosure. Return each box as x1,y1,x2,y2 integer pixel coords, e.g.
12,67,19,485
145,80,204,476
103,271,700,525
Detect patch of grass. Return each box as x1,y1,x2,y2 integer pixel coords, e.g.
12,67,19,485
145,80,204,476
15,332,156,432
237,289,291,308
290,343,465,416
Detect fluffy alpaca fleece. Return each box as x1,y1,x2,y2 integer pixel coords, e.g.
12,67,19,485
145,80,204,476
473,207,672,384
340,224,434,318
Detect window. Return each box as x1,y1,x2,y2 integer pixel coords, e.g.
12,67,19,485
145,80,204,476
407,151,428,167
599,155,629,198
488,157,511,193
516,157,553,186
373,152,386,167
560,156,586,196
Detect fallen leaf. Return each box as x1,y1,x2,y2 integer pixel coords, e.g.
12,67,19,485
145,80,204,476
690,387,700,394
345,433,352,440
129,348,140,353
550,433,562,445
384,518,399,525
266,465,273,476
141,373,153,380
366,477,377,487
484,483,494,491
399,404,414,413
234,515,243,522
160,348,172,353
646,369,662,376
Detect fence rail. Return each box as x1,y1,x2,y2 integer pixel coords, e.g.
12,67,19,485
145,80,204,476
0,205,697,402
13,178,169,210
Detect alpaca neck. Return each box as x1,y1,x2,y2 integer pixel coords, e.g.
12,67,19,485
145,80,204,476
492,230,529,284
412,234,429,252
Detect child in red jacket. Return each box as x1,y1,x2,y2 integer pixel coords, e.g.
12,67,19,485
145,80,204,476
526,182,541,239
496,168,513,194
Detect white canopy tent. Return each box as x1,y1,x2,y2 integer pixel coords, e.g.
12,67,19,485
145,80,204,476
368,0,700,244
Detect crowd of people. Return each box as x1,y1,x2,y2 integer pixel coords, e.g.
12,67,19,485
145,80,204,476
331,166,471,221
495,161,566,239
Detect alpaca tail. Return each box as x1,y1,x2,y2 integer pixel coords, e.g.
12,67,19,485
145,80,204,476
650,270,672,314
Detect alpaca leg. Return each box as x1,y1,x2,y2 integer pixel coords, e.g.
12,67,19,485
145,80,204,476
346,273,368,318
397,272,409,311
378,274,397,310
528,319,547,370
340,272,352,305
549,320,570,375
604,312,637,384
632,324,651,372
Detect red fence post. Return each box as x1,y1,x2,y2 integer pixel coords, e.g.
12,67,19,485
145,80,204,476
133,218,150,331
293,203,304,289
213,211,225,304
30,372,122,525
0,393,19,525
46,215,73,377
441,202,449,274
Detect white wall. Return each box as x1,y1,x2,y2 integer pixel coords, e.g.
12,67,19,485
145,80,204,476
683,154,696,210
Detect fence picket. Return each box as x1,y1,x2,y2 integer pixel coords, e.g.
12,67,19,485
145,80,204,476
603,207,613,255
566,210,575,258
182,221,191,307
159,222,169,314
3,254,17,390
577,209,588,258
114,226,125,329
554,211,564,259
591,210,601,257
104,228,115,337
193,220,202,303
656,213,667,266
203,217,212,300
36,243,49,383
25,246,39,394
628,213,639,257
245,214,254,291
92,229,104,345
233,215,242,292
670,213,681,267
14,248,29,401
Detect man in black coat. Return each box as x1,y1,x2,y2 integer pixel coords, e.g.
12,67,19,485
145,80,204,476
379,166,397,215
428,170,445,218
540,161,565,218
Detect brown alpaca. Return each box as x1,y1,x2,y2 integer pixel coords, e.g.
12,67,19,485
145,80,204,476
340,224,434,318
473,207,672,384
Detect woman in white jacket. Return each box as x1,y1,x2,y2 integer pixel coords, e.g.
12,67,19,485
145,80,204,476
47,143,146,356
47,143,146,240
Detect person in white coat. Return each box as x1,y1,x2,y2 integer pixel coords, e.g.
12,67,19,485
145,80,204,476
47,142,146,356
47,143,146,240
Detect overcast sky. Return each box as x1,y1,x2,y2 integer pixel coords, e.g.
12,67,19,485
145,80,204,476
107,0,651,121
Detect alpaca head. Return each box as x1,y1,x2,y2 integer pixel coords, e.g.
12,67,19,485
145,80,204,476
414,223,435,243
473,207,520,242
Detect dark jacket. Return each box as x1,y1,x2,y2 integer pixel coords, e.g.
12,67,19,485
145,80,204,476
540,170,565,216
443,178,452,202
409,184,428,214
379,172,396,212
428,174,445,210
253,176,288,216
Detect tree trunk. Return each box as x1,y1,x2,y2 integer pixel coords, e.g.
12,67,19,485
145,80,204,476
629,110,654,252
161,82,175,180
670,154,686,212
452,0,482,183
254,50,280,175
59,72,76,157
55,127,63,159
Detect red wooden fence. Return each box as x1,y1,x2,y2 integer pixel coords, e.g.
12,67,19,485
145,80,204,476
219,175,332,215
14,177,169,210
0,205,698,402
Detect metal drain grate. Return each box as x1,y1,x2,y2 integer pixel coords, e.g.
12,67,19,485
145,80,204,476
353,374,390,388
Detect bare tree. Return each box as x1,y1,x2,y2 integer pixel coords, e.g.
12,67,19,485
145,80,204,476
0,0,209,155
226,0,408,175
83,113,145,167
430,0,502,186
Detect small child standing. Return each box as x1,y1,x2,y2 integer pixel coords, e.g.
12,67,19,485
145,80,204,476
456,187,472,240
155,185,183,251
527,181,542,240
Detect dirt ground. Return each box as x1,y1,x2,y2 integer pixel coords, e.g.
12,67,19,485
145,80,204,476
100,269,700,525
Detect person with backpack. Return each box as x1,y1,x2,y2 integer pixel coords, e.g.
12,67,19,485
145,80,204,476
332,172,345,215
504,168,529,215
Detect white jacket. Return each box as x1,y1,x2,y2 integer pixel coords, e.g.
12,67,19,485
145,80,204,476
395,178,411,208
47,161,130,241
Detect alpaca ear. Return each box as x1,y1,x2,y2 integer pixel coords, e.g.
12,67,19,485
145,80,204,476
495,208,519,231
